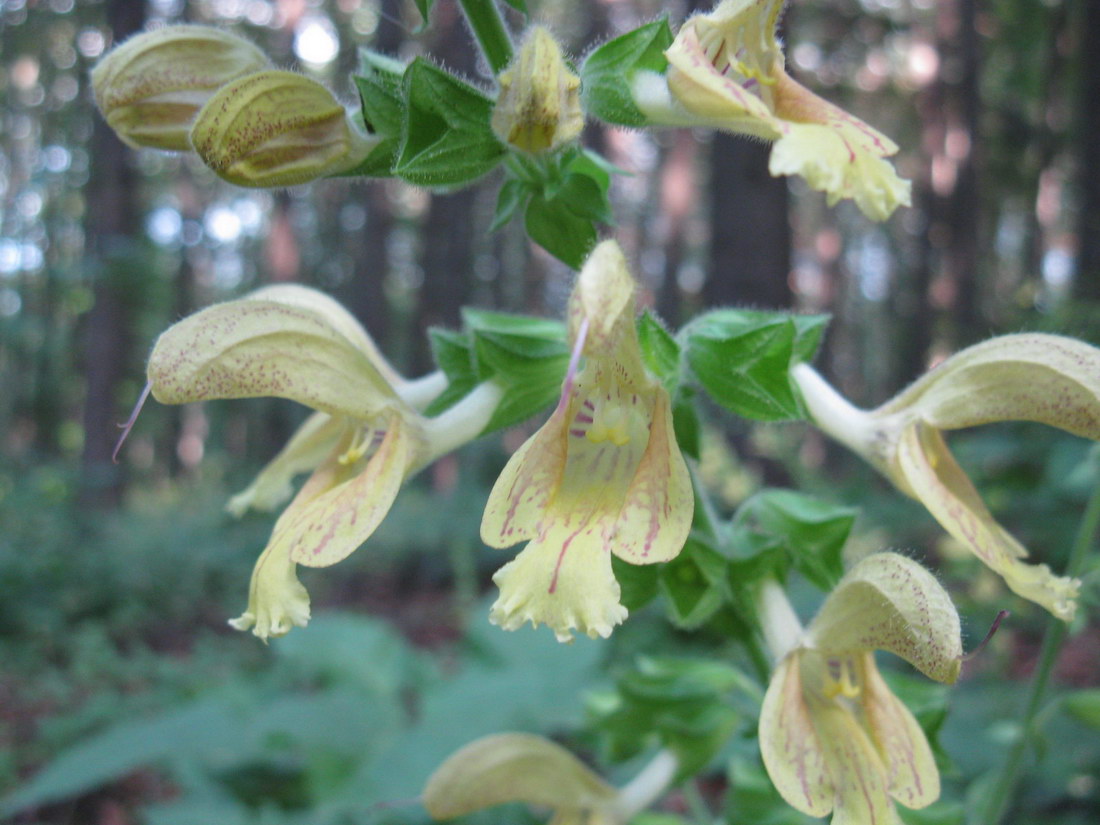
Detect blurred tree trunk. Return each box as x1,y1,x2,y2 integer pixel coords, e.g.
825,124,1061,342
413,0,480,371
79,0,144,508
897,0,982,384
947,0,982,342
1075,0,1100,301
703,135,791,310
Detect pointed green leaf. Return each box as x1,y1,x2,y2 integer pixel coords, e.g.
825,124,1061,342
525,192,597,269
730,489,855,591
395,58,505,187
684,309,830,421
491,178,532,232
581,20,674,127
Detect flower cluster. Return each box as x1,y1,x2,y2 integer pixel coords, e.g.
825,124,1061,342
94,4,1100,825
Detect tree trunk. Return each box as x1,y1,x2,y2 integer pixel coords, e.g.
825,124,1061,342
703,135,791,310
79,0,144,508
1076,0,1100,301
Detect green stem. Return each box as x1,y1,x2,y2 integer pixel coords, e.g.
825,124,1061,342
980,453,1100,825
456,0,513,75
688,464,771,684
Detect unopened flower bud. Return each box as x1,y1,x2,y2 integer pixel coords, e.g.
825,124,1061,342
190,71,378,188
91,25,270,151
491,27,584,154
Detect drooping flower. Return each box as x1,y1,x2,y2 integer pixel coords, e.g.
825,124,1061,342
792,334,1100,621
633,0,910,221
758,553,962,824
424,733,621,825
147,284,498,639
481,240,693,642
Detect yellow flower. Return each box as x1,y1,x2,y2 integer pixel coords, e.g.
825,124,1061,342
147,284,497,639
492,26,584,155
758,553,962,824
634,0,910,221
91,25,270,151
189,71,378,187
481,241,693,642
793,334,1100,621
424,733,620,825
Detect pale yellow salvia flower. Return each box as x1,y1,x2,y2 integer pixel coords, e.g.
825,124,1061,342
792,333,1100,621
424,733,680,825
633,0,910,221
189,71,378,187
146,284,499,639
492,26,585,155
424,733,620,825
481,240,693,642
758,553,962,825
91,25,270,151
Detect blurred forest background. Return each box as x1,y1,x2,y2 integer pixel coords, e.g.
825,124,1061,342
3,0,1100,823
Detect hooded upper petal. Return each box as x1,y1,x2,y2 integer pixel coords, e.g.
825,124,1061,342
148,291,400,420
423,733,617,821
895,422,1080,620
247,284,406,387
876,333,1100,438
807,552,962,684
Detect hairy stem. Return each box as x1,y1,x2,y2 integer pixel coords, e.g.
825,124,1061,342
457,0,513,75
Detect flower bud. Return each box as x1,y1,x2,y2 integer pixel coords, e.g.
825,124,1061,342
190,71,378,188
91,25,270,151
491,27,584,154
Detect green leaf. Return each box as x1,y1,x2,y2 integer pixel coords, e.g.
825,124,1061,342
791,313,830,363
395,58,505,187
412,0,434,29
637,310,680,386
525,193,598,269
672,389,701,460
491,178,531,231
591,656,742,777
346,52,409,177
424,329,479,417
658,538,729,629
356,51,406,135
729,489,856,591
612,555,661,610
581,20,674,127
1062,689,1100,729
684,309,830,421
427,310,569,431
556,172,614,224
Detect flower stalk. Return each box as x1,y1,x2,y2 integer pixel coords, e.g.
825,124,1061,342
457,0,513,74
